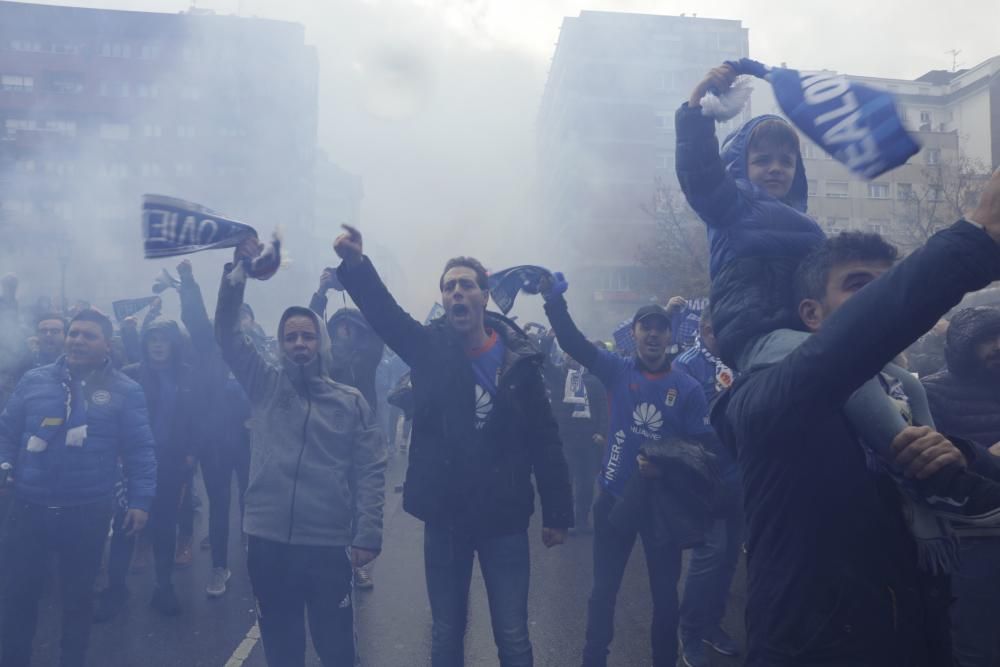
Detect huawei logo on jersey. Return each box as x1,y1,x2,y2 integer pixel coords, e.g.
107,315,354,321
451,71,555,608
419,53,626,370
474,384,493,430
631,402,663,440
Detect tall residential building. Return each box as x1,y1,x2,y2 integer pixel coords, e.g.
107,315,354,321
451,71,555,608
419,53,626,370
537,11,749,333
754,56,1000,250
0,1,318,301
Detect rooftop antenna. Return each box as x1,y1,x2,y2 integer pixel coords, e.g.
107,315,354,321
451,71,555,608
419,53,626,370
946,49,962,72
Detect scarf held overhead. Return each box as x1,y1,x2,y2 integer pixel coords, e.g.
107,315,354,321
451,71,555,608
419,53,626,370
142,194,282,281
112,296,158,322
488,265,552,315
707,58,920,179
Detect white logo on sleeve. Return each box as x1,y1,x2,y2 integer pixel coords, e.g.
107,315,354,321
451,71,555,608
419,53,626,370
474,384,493,430
631,402,663,440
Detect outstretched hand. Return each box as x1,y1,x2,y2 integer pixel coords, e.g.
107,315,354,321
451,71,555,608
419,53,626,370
538,272,568,302
334,225,363,268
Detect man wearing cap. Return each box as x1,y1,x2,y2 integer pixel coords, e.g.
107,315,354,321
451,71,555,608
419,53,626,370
539,276,713,667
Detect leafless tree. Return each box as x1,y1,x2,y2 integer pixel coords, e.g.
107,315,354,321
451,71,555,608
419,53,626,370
637,175,710,297
896,154,991,249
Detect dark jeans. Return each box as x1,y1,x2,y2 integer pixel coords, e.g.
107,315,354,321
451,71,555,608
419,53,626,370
951,538,1000,666
679,476,744,642
423,524,532,667
247,536,355,667
106,506,134,593
149,463,188,588
564,438,600,527
583,491,683,667
201,444,250,569
1,499,112,667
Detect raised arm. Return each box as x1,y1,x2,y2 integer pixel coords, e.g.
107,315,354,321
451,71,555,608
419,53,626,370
334,225,430,367
176,260,216,362
749,173,1000,433
675,64,747,229
214,243,279,405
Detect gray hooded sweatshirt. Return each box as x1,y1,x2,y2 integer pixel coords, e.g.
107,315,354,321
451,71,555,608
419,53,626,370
215,268,386,550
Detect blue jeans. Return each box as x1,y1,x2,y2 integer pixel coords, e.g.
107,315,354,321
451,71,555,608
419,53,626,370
583,492,683,667
951,538,1000,666
679,474,744,643
424,525,532,667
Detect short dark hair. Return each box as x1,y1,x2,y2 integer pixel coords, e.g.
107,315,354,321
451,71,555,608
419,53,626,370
69,308,113,342
35,313,67,331
794,232,899,304
439,257,489,291
748,118,800,154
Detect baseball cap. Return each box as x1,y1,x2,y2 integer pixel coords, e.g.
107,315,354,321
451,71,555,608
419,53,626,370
632,304,671,327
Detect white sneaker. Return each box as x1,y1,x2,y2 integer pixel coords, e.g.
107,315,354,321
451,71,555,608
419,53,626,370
206,567,231,598
354,566,373,589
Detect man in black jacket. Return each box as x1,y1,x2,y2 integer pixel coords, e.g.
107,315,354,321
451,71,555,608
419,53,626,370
334,225,572,667
713,167,1000,667
922,306,1000,666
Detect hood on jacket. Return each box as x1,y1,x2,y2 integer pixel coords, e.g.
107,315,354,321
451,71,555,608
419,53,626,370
720,114,809,213
140,318,189,370
278,306,334,378
944,306,1000,381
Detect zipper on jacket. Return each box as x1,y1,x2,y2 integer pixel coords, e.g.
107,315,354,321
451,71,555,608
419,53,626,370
287,369,312,543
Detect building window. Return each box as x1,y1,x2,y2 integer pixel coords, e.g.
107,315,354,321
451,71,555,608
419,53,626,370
43,120,76,137
49,43,81,55
10,40,42,52
179,86,202,101
142,124,163,138
49,73,84,94
928,186,944,202
807,179,818,197
102,162,130,178
176,125,197,139
99,123,131,140
44,161,75,176
174,163,194,176
99,81,131,97
100,43,131,58
5,119,36,136
137,83,160,98
827,217,850,234
826,181,849,198
801,141,824,160
926,148,941,165
655,152,671,170
897,183,914,200
920,110,932,124
868,183,890,199
1,74,34,92
139,163,162,177
14,160,35,173
868,219,889,235
140,43,160,60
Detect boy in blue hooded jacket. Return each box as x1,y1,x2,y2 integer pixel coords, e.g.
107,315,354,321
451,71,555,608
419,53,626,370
675,63,1000,533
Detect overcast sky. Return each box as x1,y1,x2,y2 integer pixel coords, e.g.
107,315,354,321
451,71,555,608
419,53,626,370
16,0,1000,312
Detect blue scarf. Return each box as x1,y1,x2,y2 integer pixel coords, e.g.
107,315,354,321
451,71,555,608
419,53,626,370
488,265,552,315
721,58,920,179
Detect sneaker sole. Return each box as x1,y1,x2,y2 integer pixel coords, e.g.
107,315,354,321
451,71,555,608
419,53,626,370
704,638,740,657
940,503,1000,527
206,587,227,598
682,655,705,667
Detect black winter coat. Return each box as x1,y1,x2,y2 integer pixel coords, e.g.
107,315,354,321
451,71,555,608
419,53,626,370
922,306,1000,448
713,220,1000,666
338,257,573,535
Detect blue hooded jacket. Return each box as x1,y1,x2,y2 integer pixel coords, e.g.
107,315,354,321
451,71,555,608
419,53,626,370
675,104,826,366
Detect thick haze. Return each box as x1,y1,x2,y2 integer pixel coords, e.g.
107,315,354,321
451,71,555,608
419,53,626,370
16,0,1000,322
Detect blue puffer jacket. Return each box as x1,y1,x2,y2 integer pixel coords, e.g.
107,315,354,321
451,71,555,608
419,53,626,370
0,357,157,511
675,104,826,367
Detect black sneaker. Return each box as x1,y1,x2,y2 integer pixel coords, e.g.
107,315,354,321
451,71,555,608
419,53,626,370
703,626,741,657
150,585,181,616
920,469,1000,526
94,587,129,623
681,639,710,667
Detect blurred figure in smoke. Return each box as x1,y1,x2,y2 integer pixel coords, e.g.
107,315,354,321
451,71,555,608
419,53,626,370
117,317,199,618
238,302,279,366
311,269,385,591
33,314,67,368
673,307,743,665
216,239,385,667
174,259,251,599
335,225,571,667
0,309,156,667
540,274,714,667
